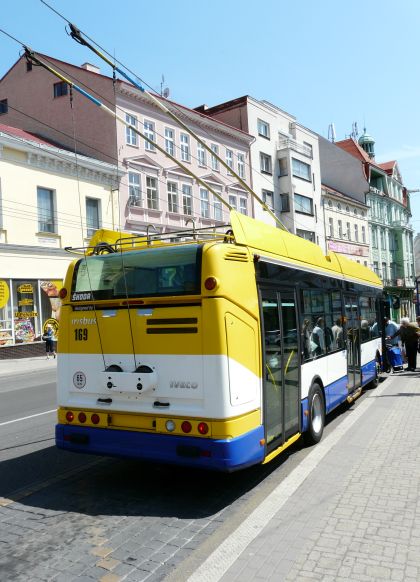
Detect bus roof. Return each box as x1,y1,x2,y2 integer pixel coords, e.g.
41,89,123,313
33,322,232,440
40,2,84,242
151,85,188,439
230,211,382,288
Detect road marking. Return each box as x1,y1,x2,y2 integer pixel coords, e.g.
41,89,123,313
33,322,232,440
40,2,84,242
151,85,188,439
186,380,389,582
0,409,56,427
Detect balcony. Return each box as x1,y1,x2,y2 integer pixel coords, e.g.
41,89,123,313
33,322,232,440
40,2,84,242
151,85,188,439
277,139,313,159
369,186,384,196
391,219,412,230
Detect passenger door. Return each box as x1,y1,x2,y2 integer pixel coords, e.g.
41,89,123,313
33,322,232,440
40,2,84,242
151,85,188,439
344,294,361,391
260,288,300,452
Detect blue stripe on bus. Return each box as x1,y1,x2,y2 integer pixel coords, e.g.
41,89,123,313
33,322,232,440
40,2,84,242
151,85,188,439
302,359,378,429
55,423,265,472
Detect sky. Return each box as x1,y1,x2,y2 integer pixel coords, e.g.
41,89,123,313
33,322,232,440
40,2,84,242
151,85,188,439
1,0,420,234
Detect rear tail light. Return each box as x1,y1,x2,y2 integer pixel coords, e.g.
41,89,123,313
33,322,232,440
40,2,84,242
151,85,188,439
197,422,209,435
78,412,87,423
59,287,67,299
181,421,192,433
91,413,100,425
65,411,74,422
204,277,218,291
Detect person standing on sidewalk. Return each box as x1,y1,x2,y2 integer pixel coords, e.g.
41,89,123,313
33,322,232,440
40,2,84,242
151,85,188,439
44,324,56,360
389,318,420,371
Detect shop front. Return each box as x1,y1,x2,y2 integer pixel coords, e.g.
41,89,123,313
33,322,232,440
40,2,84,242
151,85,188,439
0,278,63,357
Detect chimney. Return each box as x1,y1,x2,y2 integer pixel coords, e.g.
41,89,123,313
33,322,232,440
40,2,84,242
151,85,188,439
81,63,100,74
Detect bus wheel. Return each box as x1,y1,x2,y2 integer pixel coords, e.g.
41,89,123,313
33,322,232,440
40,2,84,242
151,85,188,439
370,359,381,388
304,383,325,445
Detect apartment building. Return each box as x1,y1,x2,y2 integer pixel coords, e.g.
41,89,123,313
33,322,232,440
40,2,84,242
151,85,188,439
196,96,325,250
336,133,415,320
0,123,120,352
319,136,370,264
0,55,254,234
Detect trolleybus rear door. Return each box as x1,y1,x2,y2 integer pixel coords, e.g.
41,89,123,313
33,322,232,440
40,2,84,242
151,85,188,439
344,294,361,391
260,288,300,452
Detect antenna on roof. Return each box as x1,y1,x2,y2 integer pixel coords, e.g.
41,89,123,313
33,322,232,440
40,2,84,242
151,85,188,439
160,74,170,98
350,121,359,141
327,123,336,142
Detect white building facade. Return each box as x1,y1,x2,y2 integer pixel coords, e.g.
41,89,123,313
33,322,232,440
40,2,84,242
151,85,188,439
322,186,370,266
197,96,325,250
0,124,121,352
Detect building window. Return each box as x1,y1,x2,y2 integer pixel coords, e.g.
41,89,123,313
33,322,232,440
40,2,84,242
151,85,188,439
0,99,8,114
200,188,210,218
37,187,55,233
329,217,334,237
226,149,233,174
327,199,333,208
303,141,313,158
262,189,274,210
346,222,351,241
86,197,100,237
382,262,387,281
180,133,190,162
182,184,192,215
292,158,311,181
128,172,141,206
126,114,138,146
345,205,350,212
362,225,366,243
239,198,247,215
354,224,359,242
214,198,223,221
260,153,272,174
280,193,290,212
380,228,386,250
257,119,270,139
296,229,315,243
229,195,237,210
165,128,175,156
354,208,358,215
53,82,68,98
167,182,178,213
372,227,378,248
144,120,155,151
279,158,288,177
237,153,245,178
294,193,313,215
211,144,219,171
197,142,206,167
338,220,343,238
373,261,379,275
337,203,342,211
146,177,158,210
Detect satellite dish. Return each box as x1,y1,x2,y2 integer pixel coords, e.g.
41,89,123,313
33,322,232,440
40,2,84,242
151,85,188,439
163,87,170,99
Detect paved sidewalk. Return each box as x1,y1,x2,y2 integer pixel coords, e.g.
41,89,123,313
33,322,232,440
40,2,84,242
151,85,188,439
0,355,57,377
183,371,420,582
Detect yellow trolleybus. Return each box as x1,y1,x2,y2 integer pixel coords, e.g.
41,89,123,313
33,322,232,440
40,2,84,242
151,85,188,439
56,211,383,471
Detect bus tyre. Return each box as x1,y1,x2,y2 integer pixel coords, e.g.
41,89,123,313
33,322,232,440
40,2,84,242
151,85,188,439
370,359,381,388
304,383,325,446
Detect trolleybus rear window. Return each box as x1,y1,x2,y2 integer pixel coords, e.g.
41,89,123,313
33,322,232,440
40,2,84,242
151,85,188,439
72,245,202,300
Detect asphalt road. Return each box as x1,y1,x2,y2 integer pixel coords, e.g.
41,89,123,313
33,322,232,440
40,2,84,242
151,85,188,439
0,369,380,581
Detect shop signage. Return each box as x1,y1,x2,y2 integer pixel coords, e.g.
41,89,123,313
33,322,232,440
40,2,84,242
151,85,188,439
327,241,369,257
0,280,9,309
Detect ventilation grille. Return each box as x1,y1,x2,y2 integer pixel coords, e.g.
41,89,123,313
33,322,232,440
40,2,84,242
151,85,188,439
224,250,248,262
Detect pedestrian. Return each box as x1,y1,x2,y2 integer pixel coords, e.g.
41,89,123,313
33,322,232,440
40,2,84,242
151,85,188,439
44,324,56,360
311,317,325,357
389,317,420,371
383,316,400,346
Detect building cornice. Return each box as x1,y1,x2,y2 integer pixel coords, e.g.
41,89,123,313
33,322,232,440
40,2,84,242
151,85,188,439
117,86,254,145
0,132,123,187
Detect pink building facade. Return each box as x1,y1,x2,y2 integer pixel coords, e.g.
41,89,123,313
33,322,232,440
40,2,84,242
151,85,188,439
0,55,254,235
